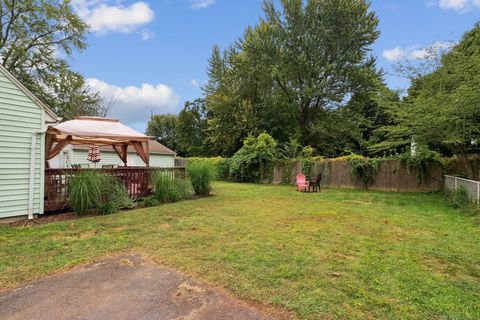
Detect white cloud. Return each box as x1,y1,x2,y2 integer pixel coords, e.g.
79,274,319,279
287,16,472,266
190,0,215,9
383,41,454,62
382,47,405,61
86,78,180,125
71,0,154,34
429,0,480,12
141,30,154,41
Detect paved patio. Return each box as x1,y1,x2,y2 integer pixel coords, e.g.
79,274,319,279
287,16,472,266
0,254,278,320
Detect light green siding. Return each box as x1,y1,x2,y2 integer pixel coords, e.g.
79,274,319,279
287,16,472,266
65,149,175,168
0,71,44,219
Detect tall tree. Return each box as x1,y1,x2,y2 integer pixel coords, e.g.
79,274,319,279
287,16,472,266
204,0,380,155
382,23,480,179
0,0,106,119
146,114,178,151
176,99,210,156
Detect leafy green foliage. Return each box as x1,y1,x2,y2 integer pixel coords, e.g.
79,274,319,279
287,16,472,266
0,0,106,120
107,182,136,212
399,148,444,185
141,196,160,208
69,172,135,215
69,171,110,215
176,99,210,156
204,0,380,156
146,114,178,151
446,186,478,215
381,23,480,179
230,133,278,182
347,154,380,188
185,157,231,181
187,162,216,196
152,172,191,203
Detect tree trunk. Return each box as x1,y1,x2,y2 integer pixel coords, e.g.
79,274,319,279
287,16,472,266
456,144,478,181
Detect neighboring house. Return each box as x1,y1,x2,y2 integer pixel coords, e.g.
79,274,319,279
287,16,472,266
0,65,59,219
51,140,176,169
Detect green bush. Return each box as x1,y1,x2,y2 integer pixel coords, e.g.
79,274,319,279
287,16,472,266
69,172,135,215
69,171,110,215
186,157,231,181
106,181,136,211
187,162,215,195
216,158,231,181
448,186,474,210
152,171,191,203
141,195,160,207
230,133,278,182
98,201,118,215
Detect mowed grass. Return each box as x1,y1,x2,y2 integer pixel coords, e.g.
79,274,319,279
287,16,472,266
1,182,480,319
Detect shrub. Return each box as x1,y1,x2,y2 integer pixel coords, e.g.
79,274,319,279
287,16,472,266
98,201,118,215
69,171,110,215
187,162,215,195
448,186,474,210
216,158,232,181
152,171,191,203
142,195,159,207
230,133,278,182
106,181,136,211
186,157,231,181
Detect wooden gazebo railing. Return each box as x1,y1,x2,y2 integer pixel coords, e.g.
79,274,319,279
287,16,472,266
44,167,186,212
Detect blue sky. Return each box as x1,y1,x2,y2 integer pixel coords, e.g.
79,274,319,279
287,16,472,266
69,0,480,132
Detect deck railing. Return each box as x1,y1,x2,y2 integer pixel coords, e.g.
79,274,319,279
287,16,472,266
44,167,186,212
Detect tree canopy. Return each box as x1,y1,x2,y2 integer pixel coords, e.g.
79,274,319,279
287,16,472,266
0,0,107,119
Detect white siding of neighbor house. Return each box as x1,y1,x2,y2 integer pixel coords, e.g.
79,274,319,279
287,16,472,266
0,71,44,218
54,148,175,168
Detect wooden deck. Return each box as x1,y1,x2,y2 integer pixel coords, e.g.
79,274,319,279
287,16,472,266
44,167,186,212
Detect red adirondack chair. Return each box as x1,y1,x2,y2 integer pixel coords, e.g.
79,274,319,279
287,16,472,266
296,173,309,192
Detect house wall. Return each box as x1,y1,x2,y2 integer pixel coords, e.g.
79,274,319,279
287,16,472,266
0,71,44,218
53,148,175,168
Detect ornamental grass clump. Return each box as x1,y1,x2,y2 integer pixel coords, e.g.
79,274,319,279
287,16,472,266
69,171,110,215
69,171,135,215
187,162,215,196
152,171,191,203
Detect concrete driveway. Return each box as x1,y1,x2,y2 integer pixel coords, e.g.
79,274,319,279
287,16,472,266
0,254,281,320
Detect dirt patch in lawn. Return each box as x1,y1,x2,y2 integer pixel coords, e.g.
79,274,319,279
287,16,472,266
0,254,290,320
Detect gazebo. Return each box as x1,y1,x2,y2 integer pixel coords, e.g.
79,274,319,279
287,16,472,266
45,117,150,167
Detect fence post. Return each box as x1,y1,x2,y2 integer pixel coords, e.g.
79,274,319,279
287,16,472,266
477,182,479,207
454,177,458,190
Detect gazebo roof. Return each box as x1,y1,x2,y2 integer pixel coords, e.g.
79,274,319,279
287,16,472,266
47,117,149,145
46,117,152,167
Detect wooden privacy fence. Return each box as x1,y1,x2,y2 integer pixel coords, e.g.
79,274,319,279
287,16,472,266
44,167,186,212
444,175,480,206
272,160,443,192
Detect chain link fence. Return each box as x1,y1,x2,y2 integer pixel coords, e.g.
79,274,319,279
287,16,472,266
444,175,480,206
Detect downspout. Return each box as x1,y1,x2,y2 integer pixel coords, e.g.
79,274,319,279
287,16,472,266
28,125,50,220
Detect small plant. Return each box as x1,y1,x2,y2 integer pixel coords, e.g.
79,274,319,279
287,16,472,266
152,171,191,203
187,161,215,196
107,181,136,211
69,171,110,215
142,195,159,207
98,201,117,215
216,158,232,181
447,186,475,212
347,154,380,188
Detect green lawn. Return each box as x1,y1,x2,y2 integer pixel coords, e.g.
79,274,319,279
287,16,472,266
1,182,480,319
